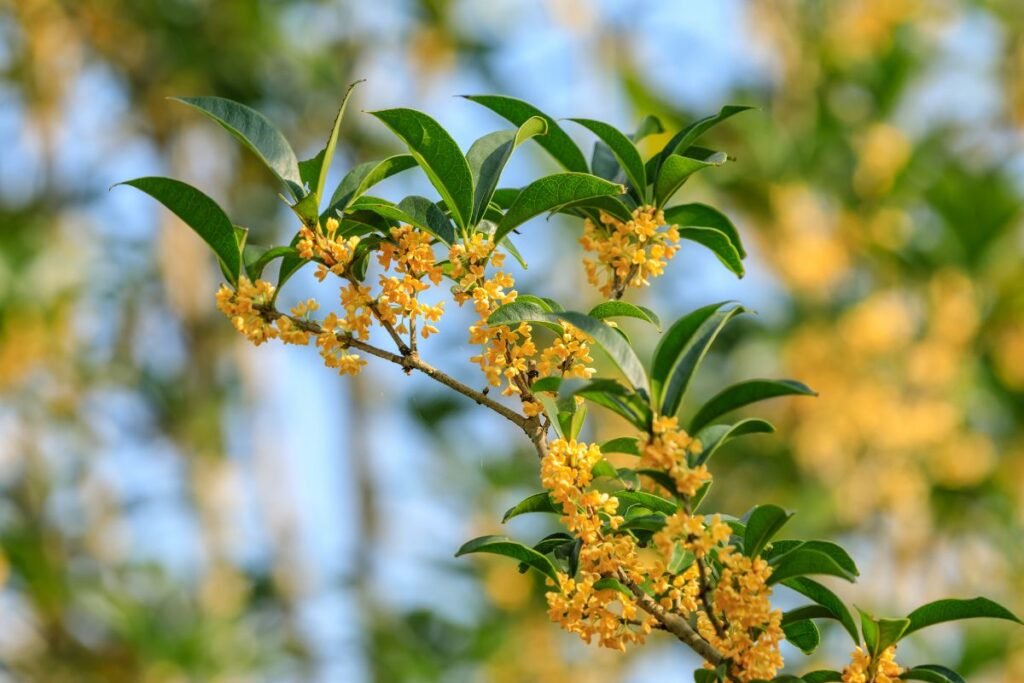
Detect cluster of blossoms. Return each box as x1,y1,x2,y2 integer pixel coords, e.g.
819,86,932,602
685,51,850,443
580,206,681,298
377,225,445,339
640,416,710,497
451,234,595,417
541,438,656,650
842,646,902,683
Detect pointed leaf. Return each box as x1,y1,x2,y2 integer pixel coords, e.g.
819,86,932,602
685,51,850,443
370,108,474,231
325,155,417,215
301,80,362,204
768,549,856,585
693,418,775,466
171,96,302,197
802,672,843,683
600,437,640,456
502,492,558,522
116,177,240,283
743,504,794,558
766,540,859,577
348,195,456,245
455,535,560,583
679,226,745,277
661,105,754,161
782,619,821,655
570,118,647,199
691,379,816,434
462,95,588,172
467,116,548,224
654,304,747,417
654,153,724,207
664,202,746,258
903,597,1022,637
783,577,859,643
613,490,677,516
901,666,966,683
496,173,624,243
587,301,660,329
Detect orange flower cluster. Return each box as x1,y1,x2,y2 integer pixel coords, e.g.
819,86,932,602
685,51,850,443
842,646,902,683
215,277,279,346
699,550,784,681
536,323,596,382
377,225,445,339
640,416,709,497
296,217,361,282
541,438,656,650
580,206,681,298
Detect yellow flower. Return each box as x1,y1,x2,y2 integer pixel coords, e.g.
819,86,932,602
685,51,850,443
640,416,709,497
215,277,278,346
580,206,681,298
842,645,902,683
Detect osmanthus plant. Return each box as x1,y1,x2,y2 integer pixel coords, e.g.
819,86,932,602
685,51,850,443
117,85,1020,683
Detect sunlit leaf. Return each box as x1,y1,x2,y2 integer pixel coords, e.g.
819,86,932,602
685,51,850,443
690,379,816,434
570,118,647,200
663,202,746,258
587,301,660,329
455,535,560,584
743,505,793,558
903,597,1022,637
467,116,548,224
496,173,624,243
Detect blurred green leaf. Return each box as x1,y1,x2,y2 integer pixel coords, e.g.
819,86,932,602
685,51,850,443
455,535,560,584
782,618,820,655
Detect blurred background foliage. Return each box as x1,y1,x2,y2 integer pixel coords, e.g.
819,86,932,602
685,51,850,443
1,0,1023,681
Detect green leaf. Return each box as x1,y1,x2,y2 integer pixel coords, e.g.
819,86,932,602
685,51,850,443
679,226,745,277
369,108,475,232
768,549,856,585
325,155,418,215
591,458,618,479
245,245,296,281
502,492,558,522
574,380,651,429
782,619,821,655
690,379,816,434
654,153,724,207
531,376,562,394
593,577,633,597
455,535,560,584
654,303,747,417
782,605,837,625
600,437,640,456
299,80,362,205
171,96,302,198
693,418,775,466
903,597,1022,637
587,301,660,329
636,469,680,497
617,513,667,533
651,302,730,410
462,95,588,172
496,173,624,243
743,505,794,558
901,666,966,683
570,118,647,200
857,608,909,656
766,540,859,577
116,177,241,283
663,202,746,258
467,116,548,225
801,672,843,683
348,196,456,245
782,577,859,643
662,105,754,160
613,490,677,516
691,480,712,510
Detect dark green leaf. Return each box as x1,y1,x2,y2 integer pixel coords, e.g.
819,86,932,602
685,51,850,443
370,108,475,232
325,155,418,215
462,95,588,172
679,226,744,277
502,492,558,522
663,105,754,159
588,301,660,329
690,379,816,434
593,577,633,597
663,202,746,258
467,116,548,224
570,118,647,200
782,577,859,643
116,177,240,283
651,302,733,410
904,597,1022,637
901,665,966,683
654,153,724,207
633,115,664,142
743,505,794,558
768,549,856,585
591,459,618,479
245,245,296,281
496,173,624,243
550,194,635,223
171,96,302,197
693,418,775,466
802,672,843,683
766,540,859,577
782,619,821,655
613,490,677,516
600,437,640,456
531,376,562,394
455,535,560,584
